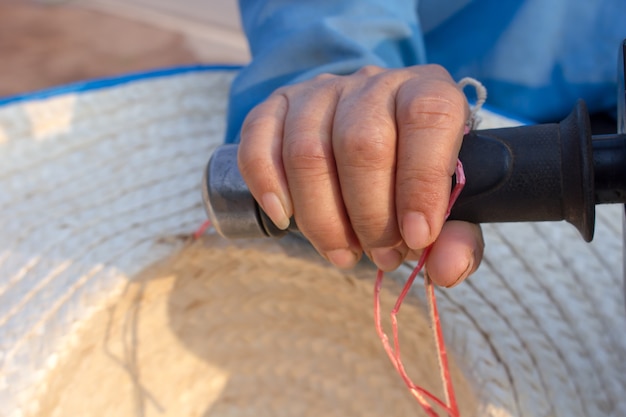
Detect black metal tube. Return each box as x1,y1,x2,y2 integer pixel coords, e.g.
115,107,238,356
593,134,626,204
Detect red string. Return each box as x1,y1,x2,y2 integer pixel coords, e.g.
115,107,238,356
374,159,466,417
193,220,212,239
194,156,467,415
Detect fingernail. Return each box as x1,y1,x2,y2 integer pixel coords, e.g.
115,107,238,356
402,211,431,250
370,247,403,272
446,259,473,288
261,192,290,230
326,249,358,269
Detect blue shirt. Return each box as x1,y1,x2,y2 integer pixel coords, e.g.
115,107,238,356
225,0,626,143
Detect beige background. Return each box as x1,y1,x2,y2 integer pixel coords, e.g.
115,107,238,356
0,0,250,97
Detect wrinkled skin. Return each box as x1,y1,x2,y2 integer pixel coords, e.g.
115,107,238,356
238,64,484,287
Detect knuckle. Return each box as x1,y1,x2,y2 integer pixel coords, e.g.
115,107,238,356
240,94,288,138
354,65,384,77
281,76,339,99
312,72,337,82
284,112,320,136
341,136,393,168
335,122,396,168
420,63,451,79
283,136,328,172
401,85,466,131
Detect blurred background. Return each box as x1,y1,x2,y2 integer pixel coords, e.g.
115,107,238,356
0,0,251,98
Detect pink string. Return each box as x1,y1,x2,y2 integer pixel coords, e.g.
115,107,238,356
193,220,212,239
374,159,466,417
193,154,468,416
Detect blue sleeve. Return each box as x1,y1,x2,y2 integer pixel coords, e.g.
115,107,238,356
225,0,425,143
423,0,624,123
226,0,625,137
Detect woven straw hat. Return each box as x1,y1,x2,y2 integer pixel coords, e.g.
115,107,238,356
1,68,625,417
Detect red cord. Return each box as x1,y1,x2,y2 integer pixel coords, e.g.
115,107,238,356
194,157,468,415
374,159,465,417
193,220,212,239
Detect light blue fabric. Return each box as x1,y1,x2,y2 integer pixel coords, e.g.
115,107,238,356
226,0,625,143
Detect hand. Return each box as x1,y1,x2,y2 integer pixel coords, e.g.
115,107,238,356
238,64,484,287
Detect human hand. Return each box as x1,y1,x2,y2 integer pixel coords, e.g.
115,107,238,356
238,64,484,287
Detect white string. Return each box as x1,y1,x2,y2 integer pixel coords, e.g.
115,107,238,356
458,77,487,131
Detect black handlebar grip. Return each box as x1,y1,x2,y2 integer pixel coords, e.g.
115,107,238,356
450,100,595,241
203,101,596,241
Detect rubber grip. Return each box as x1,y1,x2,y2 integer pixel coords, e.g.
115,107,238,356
450,100,594,240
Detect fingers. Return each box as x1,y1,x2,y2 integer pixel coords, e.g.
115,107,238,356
331,65,468,271
281,79,362,268
240,76,363,268
239,64,476,277
425,221,484,287
333,66,407,271
238,93,292,230
395,68,469,251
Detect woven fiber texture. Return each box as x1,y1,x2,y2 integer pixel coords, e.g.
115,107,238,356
0,69,625,417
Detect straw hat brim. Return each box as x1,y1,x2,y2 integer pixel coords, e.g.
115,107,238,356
0,68,624,417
